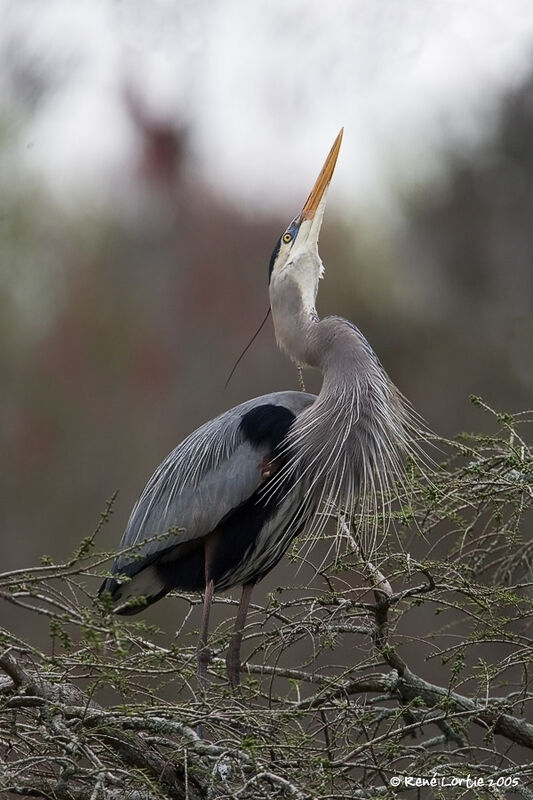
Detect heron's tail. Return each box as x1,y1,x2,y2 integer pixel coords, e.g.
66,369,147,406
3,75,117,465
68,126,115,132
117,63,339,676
98,566,169,616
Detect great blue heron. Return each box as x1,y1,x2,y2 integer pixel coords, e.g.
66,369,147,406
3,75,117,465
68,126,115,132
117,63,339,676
100,130,415,690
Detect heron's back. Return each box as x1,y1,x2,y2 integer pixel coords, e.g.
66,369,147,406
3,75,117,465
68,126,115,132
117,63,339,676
100,390,316,612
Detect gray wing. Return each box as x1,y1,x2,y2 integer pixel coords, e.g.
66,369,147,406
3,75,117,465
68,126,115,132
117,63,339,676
111,390,316,574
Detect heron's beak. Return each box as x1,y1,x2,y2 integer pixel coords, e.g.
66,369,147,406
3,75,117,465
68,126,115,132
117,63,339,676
299,128,343,227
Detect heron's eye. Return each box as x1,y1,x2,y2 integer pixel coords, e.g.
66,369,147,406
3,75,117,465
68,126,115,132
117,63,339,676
282,232,292,244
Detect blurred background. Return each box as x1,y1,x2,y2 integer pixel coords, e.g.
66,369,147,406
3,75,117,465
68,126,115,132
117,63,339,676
1,0,533,641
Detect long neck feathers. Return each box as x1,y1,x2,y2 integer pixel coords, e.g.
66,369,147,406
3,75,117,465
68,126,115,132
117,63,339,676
270,288,418,557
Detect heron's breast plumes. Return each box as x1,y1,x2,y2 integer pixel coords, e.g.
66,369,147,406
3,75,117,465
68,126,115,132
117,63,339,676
263,319,420,562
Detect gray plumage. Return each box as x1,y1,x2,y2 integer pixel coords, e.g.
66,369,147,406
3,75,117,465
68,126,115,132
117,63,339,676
100,129,420,691
105,391,315,606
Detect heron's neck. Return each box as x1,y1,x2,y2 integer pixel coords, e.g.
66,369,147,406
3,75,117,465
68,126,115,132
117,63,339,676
272,279,404,461
271,279,370,386
270,276,413,552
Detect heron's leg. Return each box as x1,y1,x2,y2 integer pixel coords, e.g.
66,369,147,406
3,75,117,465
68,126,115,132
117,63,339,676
226,582,253,693
197,578,214,691
197,534,217,692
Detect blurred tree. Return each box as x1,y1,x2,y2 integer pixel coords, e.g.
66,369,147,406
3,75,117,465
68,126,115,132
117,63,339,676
393,72,533,430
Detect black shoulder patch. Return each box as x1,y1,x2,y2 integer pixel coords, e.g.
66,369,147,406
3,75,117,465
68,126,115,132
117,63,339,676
239,403,295,452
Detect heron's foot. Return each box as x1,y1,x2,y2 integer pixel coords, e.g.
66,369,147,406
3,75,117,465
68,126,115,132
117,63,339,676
225,649,242,696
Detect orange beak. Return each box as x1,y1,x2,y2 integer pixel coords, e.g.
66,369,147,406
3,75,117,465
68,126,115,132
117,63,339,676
299,128,343,221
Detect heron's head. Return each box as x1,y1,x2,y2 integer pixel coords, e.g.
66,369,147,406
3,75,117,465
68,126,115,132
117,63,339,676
269,129,342,312
268,129,343,363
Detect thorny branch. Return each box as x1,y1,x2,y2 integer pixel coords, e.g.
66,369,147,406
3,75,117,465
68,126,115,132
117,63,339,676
1,406,533,798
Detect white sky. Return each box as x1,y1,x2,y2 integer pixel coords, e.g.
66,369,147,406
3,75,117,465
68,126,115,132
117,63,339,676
2,0,533,217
